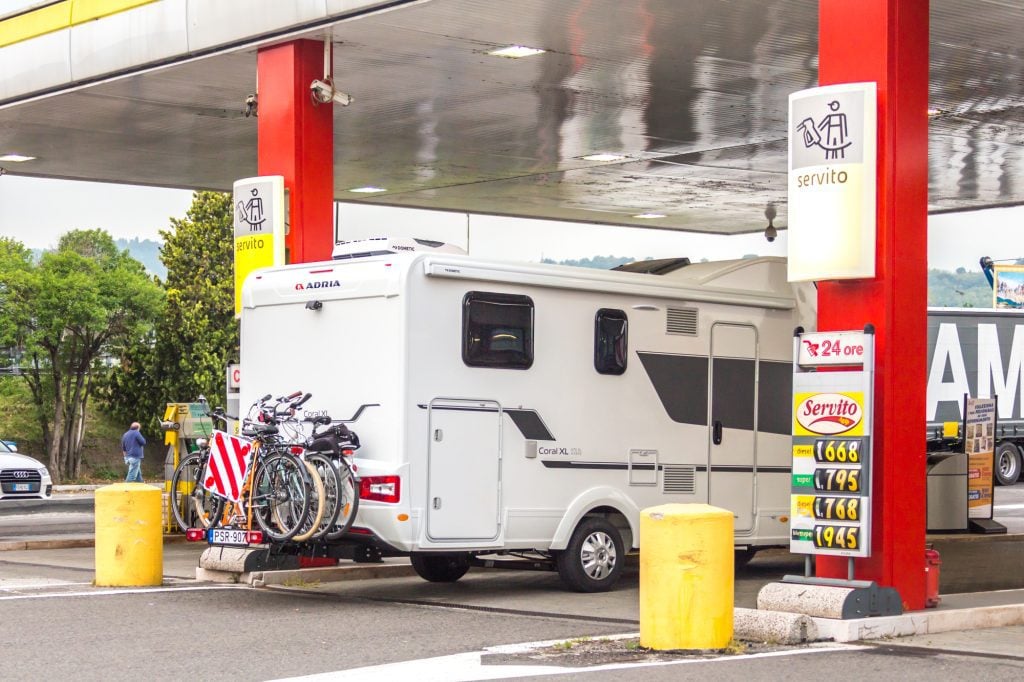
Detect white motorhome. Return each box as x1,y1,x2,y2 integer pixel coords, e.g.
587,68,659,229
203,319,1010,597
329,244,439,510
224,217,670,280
239,247,816,591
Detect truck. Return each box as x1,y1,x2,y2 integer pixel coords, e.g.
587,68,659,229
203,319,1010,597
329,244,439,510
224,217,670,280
927,307,1024,486
239,243,816,591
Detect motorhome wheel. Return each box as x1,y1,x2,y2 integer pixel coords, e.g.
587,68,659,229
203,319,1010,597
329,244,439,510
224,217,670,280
410,553,471,582
556,517,625,592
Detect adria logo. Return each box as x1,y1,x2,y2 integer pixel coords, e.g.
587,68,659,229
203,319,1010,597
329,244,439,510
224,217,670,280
796,393,862,435
294,280,341,291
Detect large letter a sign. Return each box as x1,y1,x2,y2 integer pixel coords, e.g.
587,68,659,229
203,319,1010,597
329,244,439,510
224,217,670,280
202,431,253,502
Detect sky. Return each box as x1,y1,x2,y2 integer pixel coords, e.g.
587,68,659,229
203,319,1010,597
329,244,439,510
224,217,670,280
0,174,1021,271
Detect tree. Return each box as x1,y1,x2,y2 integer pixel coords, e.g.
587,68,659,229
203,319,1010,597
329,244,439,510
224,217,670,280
103,192,237,426
0,230,163,481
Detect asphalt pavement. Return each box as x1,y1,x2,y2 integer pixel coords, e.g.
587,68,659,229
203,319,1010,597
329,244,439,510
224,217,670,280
1,484,1023,680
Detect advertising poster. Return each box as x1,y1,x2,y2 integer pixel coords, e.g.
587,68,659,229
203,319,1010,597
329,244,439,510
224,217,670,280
993,265,1024,310
964,397,996,519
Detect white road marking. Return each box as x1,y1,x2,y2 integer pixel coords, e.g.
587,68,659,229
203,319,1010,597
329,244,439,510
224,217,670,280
994,503,1024,510
0,584,249,601
0,578,89,590
276,638,865,681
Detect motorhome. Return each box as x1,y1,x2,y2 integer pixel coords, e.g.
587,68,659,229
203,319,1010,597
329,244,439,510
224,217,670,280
239,244,816,591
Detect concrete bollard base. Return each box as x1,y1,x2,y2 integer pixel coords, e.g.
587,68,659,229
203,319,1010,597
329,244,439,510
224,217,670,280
757,580,902,619
198,546,300,574
734,607,818,643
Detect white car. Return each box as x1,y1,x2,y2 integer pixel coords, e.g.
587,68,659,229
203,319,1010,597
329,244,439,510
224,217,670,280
0,440,53,500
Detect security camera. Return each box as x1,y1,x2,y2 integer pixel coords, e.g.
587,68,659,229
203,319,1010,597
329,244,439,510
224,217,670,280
310,79,353,107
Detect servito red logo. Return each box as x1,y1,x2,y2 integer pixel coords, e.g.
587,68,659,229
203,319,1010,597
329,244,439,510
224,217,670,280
795,393,862,435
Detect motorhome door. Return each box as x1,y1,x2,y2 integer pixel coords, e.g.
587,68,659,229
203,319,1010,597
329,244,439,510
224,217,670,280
708,323,757,532
425,398,502,542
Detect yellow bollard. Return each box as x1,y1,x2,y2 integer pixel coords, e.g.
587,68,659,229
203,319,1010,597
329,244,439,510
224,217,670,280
95,483,163,587
639,503,734,650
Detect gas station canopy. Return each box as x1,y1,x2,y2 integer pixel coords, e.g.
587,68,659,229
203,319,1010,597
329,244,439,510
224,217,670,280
0,0,1021,235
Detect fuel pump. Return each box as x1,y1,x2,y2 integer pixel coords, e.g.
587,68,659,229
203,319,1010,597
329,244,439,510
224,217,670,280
160,402,214,531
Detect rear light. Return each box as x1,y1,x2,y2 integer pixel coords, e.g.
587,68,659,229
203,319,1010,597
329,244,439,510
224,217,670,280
246,530,264,544
290,446,304,455
341,448,355,457
360,476,401,503
185,528,206,542
349,527,372,535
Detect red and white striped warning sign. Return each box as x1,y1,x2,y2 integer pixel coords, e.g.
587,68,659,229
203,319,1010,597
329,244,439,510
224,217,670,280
202,431,253,502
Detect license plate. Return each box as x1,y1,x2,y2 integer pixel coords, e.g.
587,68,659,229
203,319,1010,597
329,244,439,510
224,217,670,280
209,528,248,546
13,483,31,492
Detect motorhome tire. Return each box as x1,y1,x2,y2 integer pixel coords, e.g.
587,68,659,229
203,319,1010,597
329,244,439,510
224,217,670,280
735,548,757,569
556,517,624,593
410,553,471,582
995,441,1022,486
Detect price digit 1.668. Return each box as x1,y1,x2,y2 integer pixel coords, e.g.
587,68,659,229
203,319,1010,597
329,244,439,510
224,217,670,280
814,439,861,463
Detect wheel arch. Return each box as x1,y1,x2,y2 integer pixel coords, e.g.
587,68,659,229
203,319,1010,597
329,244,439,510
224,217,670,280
550,487,639,551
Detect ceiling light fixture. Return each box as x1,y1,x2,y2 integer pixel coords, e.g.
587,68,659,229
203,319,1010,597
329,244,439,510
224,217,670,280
348,186,387,193
487,45,546,59
633,213,666,219
582,153,626,162
0,154,35,162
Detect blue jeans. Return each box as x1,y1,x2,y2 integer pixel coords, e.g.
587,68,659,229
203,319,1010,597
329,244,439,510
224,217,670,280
124,457,143,482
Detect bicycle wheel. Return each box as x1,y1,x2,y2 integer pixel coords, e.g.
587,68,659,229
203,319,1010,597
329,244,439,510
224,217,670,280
250,453,312,542
305,453,342,541
170,452,224,531
288,459,326,543
324,459,360,540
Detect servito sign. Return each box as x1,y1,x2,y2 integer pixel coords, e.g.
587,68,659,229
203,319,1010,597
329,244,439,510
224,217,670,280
787,82,877,283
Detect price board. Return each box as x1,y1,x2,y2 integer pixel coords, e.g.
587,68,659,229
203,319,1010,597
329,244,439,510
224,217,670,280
790,330,874,558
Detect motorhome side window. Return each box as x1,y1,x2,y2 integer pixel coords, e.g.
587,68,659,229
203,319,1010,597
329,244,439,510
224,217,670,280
462,292,534,369
594,308,628,375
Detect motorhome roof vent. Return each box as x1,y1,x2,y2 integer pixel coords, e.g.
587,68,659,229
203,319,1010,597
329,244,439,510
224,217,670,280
666,307,698,336
612,257,691,275
662,466,696,494
332,237,466,260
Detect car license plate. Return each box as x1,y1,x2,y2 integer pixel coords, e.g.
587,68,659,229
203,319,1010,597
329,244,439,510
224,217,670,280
209,528,248,546
13,483,31,492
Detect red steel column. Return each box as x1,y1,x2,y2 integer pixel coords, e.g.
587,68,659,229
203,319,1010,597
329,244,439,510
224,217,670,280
257,40,334,264
816,0,929,609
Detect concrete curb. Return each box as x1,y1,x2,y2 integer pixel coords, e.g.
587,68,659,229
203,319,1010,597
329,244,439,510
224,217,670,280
0,497,95,516
0,534,188,552
196,561,416,586
811,602,1024,642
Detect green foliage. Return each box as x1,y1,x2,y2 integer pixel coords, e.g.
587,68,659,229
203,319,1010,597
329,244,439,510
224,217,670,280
102,192,237,428
927,268,992,308
0,229,163,481
0,377,41,448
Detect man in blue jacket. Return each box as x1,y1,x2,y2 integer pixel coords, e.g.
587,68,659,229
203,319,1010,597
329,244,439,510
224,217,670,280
121,422,146,483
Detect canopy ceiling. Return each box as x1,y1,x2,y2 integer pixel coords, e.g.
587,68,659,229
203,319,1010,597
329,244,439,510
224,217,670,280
0,0,1021,235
